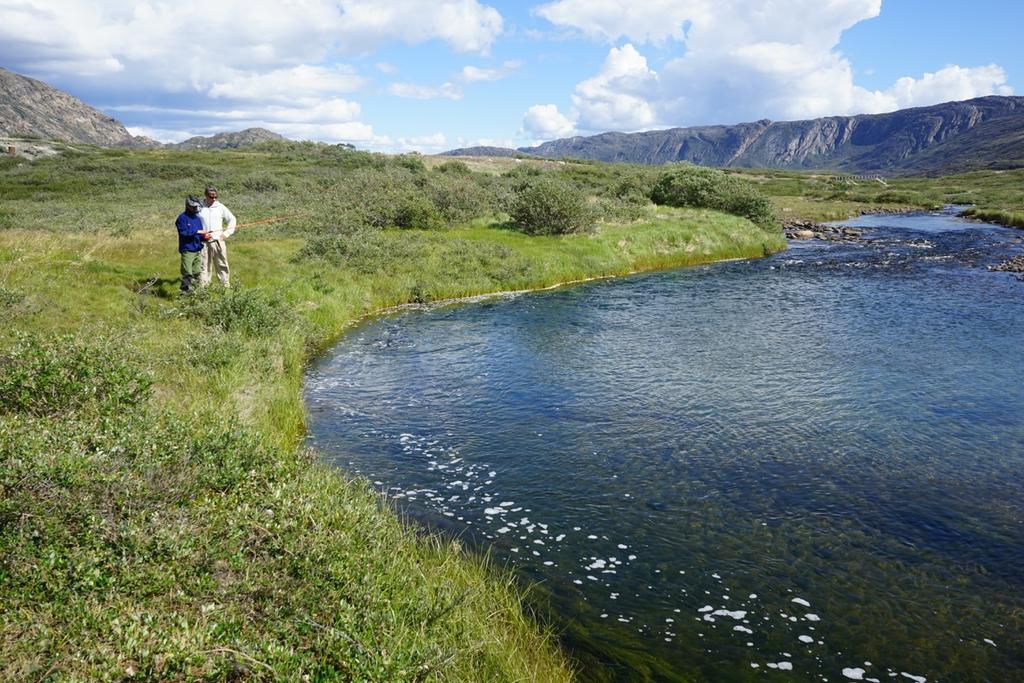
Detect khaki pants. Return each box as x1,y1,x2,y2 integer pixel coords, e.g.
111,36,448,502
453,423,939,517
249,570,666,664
180,250,202,292
199,239,230,287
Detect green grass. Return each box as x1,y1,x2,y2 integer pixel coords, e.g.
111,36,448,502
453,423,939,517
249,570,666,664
958,207,1024,229
731,167,1024,223
1,146,783,681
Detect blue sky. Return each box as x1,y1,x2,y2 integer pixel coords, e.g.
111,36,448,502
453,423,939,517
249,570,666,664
1,1,1020,151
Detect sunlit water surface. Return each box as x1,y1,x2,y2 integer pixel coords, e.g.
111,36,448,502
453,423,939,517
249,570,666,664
305,209,1024,682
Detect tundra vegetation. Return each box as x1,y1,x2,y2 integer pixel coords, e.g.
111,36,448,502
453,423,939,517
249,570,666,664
0,141,1020,680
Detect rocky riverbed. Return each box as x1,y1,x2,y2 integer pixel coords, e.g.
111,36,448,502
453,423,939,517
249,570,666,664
990,255,1024,276
783,218,863,241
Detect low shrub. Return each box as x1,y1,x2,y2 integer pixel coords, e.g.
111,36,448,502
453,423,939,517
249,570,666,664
298,230,426,273
651,165,778,232
318,167,446,231
0,333,152,417
510,177,594,236
436,160,472,175
177,286,295,337
241,173,281,193
426,172,494,224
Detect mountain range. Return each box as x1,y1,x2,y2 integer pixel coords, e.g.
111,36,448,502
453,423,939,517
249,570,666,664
4,65,1024,173
0,66,282,151
447,96,1024,174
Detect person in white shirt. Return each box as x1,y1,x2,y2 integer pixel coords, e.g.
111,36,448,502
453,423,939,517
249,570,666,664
198,184,237,287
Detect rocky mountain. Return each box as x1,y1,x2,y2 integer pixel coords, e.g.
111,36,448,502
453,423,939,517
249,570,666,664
0,67,287,152
445,96,1024,174
172,127,285,150
0,66,158,148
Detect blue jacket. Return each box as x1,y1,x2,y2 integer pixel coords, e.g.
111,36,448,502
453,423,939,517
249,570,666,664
175,212,205,253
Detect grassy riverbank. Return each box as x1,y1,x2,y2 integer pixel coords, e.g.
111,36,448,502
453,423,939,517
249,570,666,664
1,145,783,680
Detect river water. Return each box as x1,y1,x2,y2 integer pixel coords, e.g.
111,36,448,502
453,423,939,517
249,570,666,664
304,208,1024,682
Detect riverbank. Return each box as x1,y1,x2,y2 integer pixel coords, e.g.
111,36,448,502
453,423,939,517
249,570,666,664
1,175,782,680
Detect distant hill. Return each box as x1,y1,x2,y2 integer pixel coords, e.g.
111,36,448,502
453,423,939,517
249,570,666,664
444,96,1024,174
442,145,525,158
0,67,288,152
172,128,285,150
0,66,158,148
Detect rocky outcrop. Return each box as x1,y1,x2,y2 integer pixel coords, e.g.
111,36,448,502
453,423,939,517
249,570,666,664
511,96,1024,174
0,67,158,147
783,219,863,241
989,255,1024,275
172,128,285,150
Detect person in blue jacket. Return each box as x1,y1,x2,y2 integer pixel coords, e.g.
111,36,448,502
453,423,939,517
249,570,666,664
175,196,208,293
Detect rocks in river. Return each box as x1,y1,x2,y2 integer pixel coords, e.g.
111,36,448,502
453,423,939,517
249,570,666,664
989,255,1024,276
783,218,863,242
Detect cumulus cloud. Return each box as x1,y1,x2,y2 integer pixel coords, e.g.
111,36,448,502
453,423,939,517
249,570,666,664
388,82,464,100
0,0,504,147
572,44,658,131
521,104,576,139
532,0,1014,134
0,0,503,82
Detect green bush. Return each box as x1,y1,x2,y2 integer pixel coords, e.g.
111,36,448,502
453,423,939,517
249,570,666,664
298,230,426,273
426,172,494,224
651,165,778,232
436,160,472,175
241,173,280,193
318,167,446,231
0,333,152,417
177,286,295,337
510,177,594,236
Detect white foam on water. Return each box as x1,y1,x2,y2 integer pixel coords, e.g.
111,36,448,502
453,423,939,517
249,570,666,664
698,606,714,613
984,638,996,647
900,674,926,683
749,593,758,599
805,613,820,621
799,635,814,643
842,666,867,680
496,527,510,534
484,507,503,516
573,579,583,585
556,534,566,542
734,626,753,634
587,534,598,540
792,598,811,607
776,662,793,671
712,610,747,620
618,544,628,549
750,663,759,669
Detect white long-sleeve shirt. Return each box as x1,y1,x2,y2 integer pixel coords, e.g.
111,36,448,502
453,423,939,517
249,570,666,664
199,200,237,241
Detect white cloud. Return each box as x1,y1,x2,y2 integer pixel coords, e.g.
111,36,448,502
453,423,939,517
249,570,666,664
459,60,521,82
337,0,503,53
878,64,1013,110
521,104,576,139
572,44,658,131
376,62,398,74
0,1,504,80
388,82,464,100
207,65,365,104
533,0,1014,132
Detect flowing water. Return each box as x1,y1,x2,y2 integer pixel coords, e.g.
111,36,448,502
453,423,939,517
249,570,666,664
304,208,1024,682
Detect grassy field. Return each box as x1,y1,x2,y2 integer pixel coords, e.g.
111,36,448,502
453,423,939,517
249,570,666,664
1,145,784,681
727,166,1024,222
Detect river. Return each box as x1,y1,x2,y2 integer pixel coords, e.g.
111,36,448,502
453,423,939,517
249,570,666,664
304,208,1024,682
